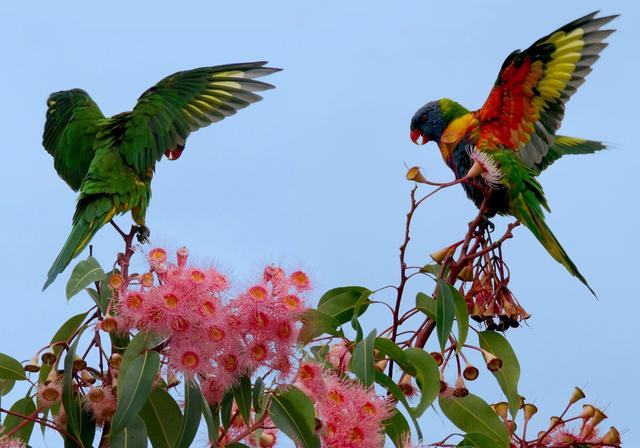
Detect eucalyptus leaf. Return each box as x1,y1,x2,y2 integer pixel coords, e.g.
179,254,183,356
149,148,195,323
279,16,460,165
66,256,106,300
404,347,440,416
478,331,521,417
317,286,371,325
0,396,36,442
384,409,411,447
416,292,436,320
0,353,26,380
175,380,203,448
139,388,182,448
270,387,320,448
110,415,148,448
436,280,455,352
350,330,376,386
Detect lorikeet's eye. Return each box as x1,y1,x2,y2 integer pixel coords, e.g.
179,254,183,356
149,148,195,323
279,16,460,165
419,114,427,124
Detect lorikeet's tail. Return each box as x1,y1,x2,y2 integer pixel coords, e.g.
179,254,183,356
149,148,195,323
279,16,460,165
535,136,607,173
43,206,114,290
512,191,596,297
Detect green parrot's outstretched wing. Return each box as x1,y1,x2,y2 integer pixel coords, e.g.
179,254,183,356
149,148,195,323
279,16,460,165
534,135,606,173
112,61,280,175
474,11,616,168
43,89,105,191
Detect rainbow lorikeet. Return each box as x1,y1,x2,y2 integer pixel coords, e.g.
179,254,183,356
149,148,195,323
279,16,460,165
409,12,617,295
43,62,280,290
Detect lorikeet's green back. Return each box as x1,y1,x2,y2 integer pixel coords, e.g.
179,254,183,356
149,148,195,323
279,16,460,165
410,12,616,295
43,62,280,290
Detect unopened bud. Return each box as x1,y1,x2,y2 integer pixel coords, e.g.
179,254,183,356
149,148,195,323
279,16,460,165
430,352,444,366
581,404,596,419
482,351,503,371
492,402,509,420
457,265,473,282
80,370,96,385
430,246,455,265
549,416,563,427
601,426,621,445
177,247,189,268
72,355,87,371
463,365,479,381
453,376,468,397
505,420,517,435
406,166,428,184
45,369,58,385
374,359,388,372
101,315,118,333
259,432,276,447
569,386,585,405
140,272,154,287
590,408,607,427
109,353,122,370
108,274,125,289
398,375,416,397
523,403,538,421
439,380,448,393
41,350,56,365
24,355,40,373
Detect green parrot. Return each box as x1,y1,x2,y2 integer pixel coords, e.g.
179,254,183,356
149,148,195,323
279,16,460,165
409,12,617,295
42,61,280,290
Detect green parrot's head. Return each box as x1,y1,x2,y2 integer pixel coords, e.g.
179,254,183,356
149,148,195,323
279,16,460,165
410,98,468,146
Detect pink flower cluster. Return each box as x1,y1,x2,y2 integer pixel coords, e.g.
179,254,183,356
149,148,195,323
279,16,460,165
111,247,310,403
542,423,605,446
296,362,392,448
0,432,25,448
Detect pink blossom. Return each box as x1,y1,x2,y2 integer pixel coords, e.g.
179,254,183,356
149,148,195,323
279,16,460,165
326,341,352,372
83,386,117,426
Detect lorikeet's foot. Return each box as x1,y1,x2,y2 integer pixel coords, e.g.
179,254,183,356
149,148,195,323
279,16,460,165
475,216,495,235
136,225,151,244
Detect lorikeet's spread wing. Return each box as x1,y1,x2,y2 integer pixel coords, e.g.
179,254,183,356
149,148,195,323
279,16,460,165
474,11,616,167
535,135,606,173
42,89,106,191
113,61,280,175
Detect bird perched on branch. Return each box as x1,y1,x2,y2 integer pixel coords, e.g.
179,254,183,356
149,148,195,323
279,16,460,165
409,11,617,295
42,62,280,290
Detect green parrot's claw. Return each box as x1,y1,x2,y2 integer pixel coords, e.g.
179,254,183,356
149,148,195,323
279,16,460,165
136,225,151,244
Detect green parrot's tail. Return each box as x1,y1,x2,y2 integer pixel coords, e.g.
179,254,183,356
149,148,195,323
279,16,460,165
535,136,607,173
513,193,596,297
43,215,106,291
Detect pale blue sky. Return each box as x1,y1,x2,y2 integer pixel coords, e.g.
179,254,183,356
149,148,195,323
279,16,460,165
1,1,638,446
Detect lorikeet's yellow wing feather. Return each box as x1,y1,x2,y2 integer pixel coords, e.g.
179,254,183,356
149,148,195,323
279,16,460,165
474,11,616,166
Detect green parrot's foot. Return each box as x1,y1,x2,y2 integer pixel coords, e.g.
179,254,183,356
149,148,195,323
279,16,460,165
135,225,151,244
476,216,495,234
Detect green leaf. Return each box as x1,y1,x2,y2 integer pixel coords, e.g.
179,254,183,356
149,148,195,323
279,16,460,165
384,409,411,447
374,338,414,375
110,415,148,448
458,432,501,447
201,400,219,445
139,388,182,448
478,331,521,418
404,347,440,417
317,286,371,325
111,351,160,434
74,405,96,448
0,353,26,380
175,380,203,448
416,292,436,319
232,376,252,427
298,309,343,344
220,391,233,431
66,256,106,300
0,378,15,396
350,329,376,386
0,396,36,442
449,285,469,352
63,340,81,440
252,377,266,417
85,277,112,314
224,444,251,448
420,263,444,276
374,372,422,440
270,387,320,448
350,289,373,340
436,280,455,352
118,332,164,383
439,394,509,447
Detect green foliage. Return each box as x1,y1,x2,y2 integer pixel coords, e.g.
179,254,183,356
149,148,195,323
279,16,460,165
297,309,343,344
478,331,521,417
317,286,371,325
111,351,160,434
349,329,377,386
175,380,203,448
270,387,321,448
232,376,253,427
139,388,182,448
66,256,106,300
384,409,411,447
0,395,36,443
110,415,148,448
0,353,26,381
415,292,436,319
439,393,510,447
404,347,440,417
436,280,456,352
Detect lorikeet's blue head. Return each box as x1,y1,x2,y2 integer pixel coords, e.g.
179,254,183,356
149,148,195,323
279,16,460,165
410,98,469,145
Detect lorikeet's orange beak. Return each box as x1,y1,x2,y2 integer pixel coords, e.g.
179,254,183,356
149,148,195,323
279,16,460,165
410,129,428,145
